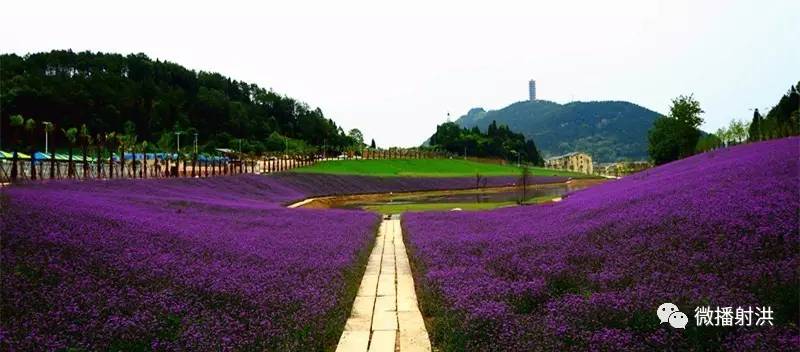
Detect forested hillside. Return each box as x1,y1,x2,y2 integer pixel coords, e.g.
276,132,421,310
0,50,356,153
453,100,661,162
428,120,544,165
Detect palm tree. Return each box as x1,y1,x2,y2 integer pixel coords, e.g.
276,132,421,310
106,132,116,179
79,124,92,178
9,115,24,181
116,134,127,177
62,127,78,178
95,133,105,178
141,141,149,178
24,118,37,180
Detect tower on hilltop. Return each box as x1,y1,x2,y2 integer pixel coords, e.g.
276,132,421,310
529,79,536,101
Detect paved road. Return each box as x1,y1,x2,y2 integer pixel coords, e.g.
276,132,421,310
336,215,432,352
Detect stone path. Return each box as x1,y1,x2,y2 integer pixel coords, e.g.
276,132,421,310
335,215,432,352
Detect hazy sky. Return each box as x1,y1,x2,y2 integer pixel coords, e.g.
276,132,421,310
2,0,798,147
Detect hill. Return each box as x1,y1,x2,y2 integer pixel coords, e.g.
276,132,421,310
0,50,356,154
453,100,661,162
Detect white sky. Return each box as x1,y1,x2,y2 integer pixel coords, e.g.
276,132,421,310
2,0,798,147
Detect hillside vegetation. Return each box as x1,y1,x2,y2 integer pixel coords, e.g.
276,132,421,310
1,50,356,154
454,100,661,162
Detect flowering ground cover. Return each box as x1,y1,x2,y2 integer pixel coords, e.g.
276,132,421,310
404,137,799,351
1,176,378,350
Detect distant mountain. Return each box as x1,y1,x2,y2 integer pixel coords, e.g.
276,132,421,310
452,100,661,162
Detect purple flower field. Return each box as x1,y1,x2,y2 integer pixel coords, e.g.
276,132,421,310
1,176,379,351
404,138,800,351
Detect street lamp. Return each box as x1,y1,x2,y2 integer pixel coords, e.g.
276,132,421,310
42,121,53,154
175,131,184,153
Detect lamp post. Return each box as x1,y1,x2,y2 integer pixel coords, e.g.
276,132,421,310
175,131,183,153
42,121,53,154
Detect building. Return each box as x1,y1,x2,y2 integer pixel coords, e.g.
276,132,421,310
529,79,536,101
594,161,652,177
545,152,593,174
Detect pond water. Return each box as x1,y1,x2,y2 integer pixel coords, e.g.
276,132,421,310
334,180,601,209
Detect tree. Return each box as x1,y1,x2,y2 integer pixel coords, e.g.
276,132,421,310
696,133,721,153
370,139,376,149
748,109,762,142
62,127,78,177
347,128,364,147
9,115,24,180
24,118,37,180
716,126,730,147
669,94,704,128
0,50,355,156
728,119,749,144
518,166,530,204
648,117,685,165
429,121,543,165
79,124,92,177
648,95,704,165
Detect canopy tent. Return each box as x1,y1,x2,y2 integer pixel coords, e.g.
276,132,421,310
0,151,32,159
2,150,228,163
112,152,179,161
33,152,96,162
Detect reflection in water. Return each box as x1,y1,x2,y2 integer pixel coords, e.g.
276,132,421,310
339,181,596,209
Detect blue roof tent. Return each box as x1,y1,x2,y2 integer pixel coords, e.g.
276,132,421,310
32,152,93,162
109,153,228,162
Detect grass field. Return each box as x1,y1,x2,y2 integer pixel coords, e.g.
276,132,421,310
293,159,588,177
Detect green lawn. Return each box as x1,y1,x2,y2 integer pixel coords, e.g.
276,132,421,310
293,159,587,178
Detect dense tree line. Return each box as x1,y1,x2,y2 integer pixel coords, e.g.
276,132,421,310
649,82,799,165
0,50,358,154
429,121,544,165
747,82,799,141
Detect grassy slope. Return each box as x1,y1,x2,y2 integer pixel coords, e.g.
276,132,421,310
293,159,587,178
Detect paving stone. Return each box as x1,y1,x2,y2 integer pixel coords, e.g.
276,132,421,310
376,274,395,296
398,310,426,330
368,330,396,352
336,330,369,352
398,328,432,352
374,295,397,312
345,316,373,331
371,309,398,331
357,274,379,297
351,296,376,317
